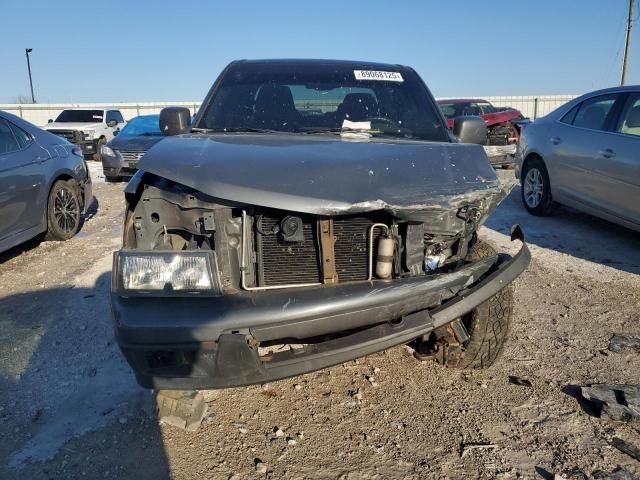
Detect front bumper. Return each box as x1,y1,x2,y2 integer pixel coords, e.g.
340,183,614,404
102,152,139,178
483,144,516,167
75,139,99,156
112,227,530,390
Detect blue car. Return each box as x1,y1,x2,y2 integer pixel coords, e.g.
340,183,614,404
0,111,93,254
100,114,164,182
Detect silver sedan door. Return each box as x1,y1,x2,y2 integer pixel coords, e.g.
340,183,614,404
547,93,624,212
0,117,48,242
605,92,640,224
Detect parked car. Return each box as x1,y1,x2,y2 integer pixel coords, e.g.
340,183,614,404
0,111,92,254
111,59,530,390
42,108,126,161
100,114,164,182
516,86,640,232
438,99,528,167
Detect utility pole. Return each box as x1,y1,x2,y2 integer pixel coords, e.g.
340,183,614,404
25,48,35,103
621,0,634,86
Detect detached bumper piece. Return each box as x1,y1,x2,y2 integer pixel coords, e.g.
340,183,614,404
113,227,530,390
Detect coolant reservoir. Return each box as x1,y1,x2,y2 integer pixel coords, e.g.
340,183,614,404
375,237,394,279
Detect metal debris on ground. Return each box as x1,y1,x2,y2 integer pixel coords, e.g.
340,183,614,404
610,437,640,462
580,384,640,422
460,442,497,458
508,376,533,387
609,334,640,353
155,390,207,432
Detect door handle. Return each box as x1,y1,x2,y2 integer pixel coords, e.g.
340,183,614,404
33,156,47,163
598,149,615,159
550,137,562,145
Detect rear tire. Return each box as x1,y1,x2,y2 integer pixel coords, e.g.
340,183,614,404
93,137,106,161
521,157,556,216
45,179,82,241
415,240,513,369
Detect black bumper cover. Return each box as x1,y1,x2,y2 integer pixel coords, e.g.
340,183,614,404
112,227,530,389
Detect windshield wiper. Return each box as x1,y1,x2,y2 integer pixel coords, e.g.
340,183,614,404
191,127,283,134
299,127,385,136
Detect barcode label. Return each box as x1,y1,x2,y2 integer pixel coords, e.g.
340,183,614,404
354,70,404,82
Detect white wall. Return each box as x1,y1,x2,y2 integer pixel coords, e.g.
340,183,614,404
474,95,577,119
1,95,577,127
0,102,201,127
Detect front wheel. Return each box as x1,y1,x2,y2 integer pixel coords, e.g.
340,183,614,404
521,157,556,216
93,137,106,161
414,240,513,369
45,179,82,241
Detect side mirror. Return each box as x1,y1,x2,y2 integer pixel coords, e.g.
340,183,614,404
113,129,119,137
107,119,117,128
159,107,191,136
452,116,487,145
48,119,53,123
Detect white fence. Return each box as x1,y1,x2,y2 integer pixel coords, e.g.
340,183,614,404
0,95,577,127
467,95,577,119
0,102,201,127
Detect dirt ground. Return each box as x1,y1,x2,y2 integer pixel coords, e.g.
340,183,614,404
1,166,639,480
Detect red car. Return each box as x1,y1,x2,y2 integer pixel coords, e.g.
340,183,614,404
437,99,528,166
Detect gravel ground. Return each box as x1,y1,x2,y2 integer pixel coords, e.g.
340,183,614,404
1,167,639,479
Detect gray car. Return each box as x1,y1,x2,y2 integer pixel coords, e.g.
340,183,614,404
0,111,93,254
515,86,640,232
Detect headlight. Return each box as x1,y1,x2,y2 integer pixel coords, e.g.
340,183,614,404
83,130,95,140
114,251,222,295
101,145,116,157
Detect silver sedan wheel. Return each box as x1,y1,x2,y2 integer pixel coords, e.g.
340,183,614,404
523,167,544,208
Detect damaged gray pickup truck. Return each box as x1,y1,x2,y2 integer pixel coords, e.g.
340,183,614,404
111,59,530,389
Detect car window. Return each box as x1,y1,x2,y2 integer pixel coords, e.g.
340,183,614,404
113,111,125,123
197,63,449,142
55,110,104,122
571,94,618,131
7,121,33,148
0,118,21,155
616,93,640,137
479,103,496,114
560,103,580,125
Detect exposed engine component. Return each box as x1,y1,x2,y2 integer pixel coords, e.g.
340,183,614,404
375,236,394,279
279,215,304,242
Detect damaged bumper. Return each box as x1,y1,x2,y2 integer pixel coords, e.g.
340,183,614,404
483,144,516,167
112,227,530,390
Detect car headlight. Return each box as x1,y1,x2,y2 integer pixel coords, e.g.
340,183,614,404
101,145,116,157
113,251,222,295
83,130,95,140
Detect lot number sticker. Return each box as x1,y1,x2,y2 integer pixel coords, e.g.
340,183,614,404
354,70,404,82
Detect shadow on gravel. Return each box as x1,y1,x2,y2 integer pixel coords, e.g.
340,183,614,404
487,186,640,275
0,273,171,479
0,196,100,265
561,385,600,418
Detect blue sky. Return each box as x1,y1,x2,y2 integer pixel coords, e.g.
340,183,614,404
1,0,638,103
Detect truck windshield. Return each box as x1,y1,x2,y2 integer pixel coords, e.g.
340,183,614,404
55,110,104,123
119,115,162,136
196,63,449,142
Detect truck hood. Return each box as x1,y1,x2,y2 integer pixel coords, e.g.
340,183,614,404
43,122,102,130
108,134,164,152
137,133,510,220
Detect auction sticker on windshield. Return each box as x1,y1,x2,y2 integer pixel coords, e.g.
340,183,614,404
354,70,404,82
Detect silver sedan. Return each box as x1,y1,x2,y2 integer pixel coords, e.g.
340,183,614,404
515,86,640,232
0,111,93,254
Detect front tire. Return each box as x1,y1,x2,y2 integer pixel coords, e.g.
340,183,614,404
93,137,106,161
521,157,556,216
45,179,82,241
414,240,514,369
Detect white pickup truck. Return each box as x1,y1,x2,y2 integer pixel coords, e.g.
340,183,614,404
43,108,126,160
